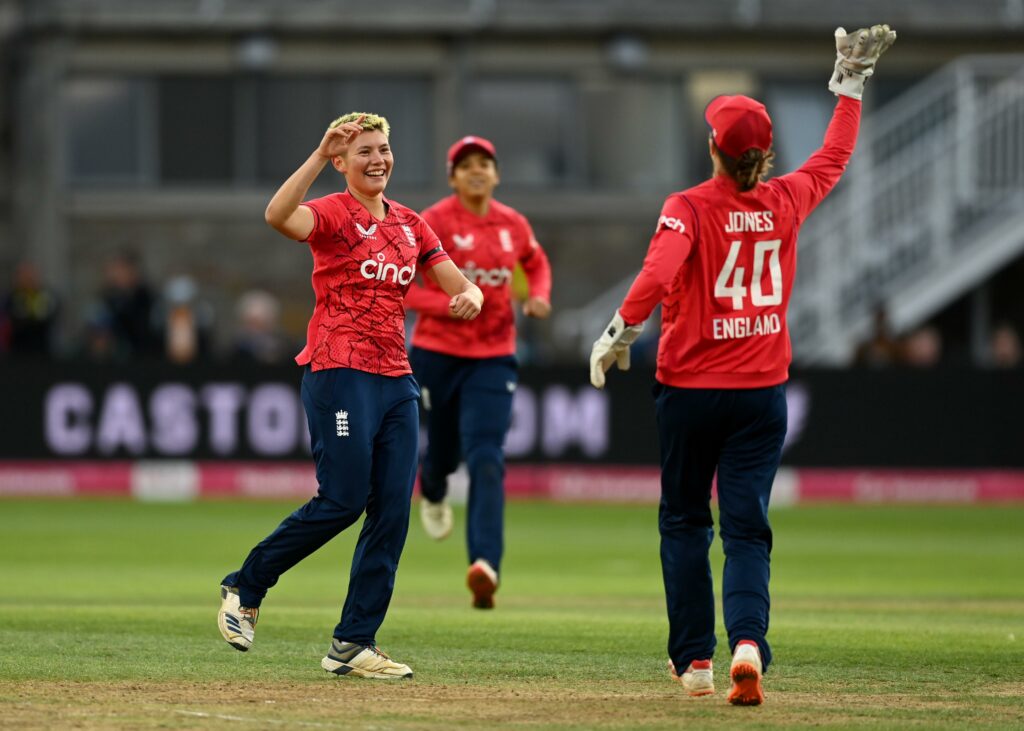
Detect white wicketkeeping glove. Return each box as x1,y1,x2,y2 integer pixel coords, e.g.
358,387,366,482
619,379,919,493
589,311,644,389
828,24,897,101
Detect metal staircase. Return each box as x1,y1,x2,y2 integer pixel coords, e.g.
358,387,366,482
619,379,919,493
790,56,1024,364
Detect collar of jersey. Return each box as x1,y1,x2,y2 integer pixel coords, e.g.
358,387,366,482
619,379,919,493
452,194,498,221
342,189,392,222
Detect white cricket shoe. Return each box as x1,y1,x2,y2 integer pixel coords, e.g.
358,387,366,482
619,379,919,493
217,585,258,652
466,558,499,609
669,658,714,696
420,498,453,541
728,641,765,706
321,640,413,679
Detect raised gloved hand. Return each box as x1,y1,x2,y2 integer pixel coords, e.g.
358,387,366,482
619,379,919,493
828,24,897,101
589,311,644,389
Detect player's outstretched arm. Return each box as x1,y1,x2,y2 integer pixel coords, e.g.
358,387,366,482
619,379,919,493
828,24,897,101
426,260,483,320
777,24,896,220
265,116,367,240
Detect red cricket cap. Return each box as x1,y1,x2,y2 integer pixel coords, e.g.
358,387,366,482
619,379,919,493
704,95,773,158
447,135,497,175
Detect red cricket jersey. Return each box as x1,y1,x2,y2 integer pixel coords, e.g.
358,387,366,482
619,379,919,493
296,191,450,375
406,196,551,359
619,96,861,389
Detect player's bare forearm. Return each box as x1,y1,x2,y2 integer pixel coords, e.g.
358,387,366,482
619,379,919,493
427,260,467,298
264,151,327,237
405,281,453,317
426,260,483,319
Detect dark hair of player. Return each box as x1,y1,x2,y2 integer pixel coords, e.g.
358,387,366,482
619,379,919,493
712,141,776,192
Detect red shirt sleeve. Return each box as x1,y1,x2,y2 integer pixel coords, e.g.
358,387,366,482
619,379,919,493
301,195,346,248
517,215,552,302
405,211,452,315
619,195,696,326
774,95,861,225
417,217,450,269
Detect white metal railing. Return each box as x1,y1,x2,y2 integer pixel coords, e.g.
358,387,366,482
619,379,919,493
790,55,1024,364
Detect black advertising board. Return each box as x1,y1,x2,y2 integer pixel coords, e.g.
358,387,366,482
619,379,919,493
0,362,1019,467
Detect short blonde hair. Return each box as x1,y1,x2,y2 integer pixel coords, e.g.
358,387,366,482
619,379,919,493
328,112,390,138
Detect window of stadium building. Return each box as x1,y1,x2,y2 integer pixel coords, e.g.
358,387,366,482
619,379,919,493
330,78,433,187
254,76,433,188
158,77,234,183
254,77,336,185
465,79,581,187
760,82,834,175
581,79,684,191
63,74,433,188
65,78,149,184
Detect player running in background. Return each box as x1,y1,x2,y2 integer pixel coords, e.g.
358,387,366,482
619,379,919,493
589,26,896,704
218,113,483,679
405,136,551,609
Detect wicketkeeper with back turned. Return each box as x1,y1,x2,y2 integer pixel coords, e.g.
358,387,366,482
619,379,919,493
589,25,896,705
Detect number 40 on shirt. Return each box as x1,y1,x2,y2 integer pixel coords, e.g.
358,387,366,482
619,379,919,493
714,239,783,311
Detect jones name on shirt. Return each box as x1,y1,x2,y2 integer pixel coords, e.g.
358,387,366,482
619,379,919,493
712,313,782,340
724,210,774,233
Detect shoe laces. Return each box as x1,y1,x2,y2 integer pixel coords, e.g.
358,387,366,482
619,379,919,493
368,644,391,660
239,606,259,625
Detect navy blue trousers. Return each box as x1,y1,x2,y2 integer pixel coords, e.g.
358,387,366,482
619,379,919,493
655,383,786,674
409,347,517,573
223,366,419,646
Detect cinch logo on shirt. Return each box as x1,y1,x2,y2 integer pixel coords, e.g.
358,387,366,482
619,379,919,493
657,216,686,234
360,253,416,285
461,262,513,287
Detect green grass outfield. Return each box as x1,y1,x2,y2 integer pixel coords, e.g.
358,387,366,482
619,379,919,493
0,499,1022,729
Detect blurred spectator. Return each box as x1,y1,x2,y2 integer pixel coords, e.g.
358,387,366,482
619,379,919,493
0,261,60,358
901,325,942,367
157,275,214,364
989,322,1022,368
99,251,158,357
854,305,900,367
231,289,291,364
79,304,117,363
